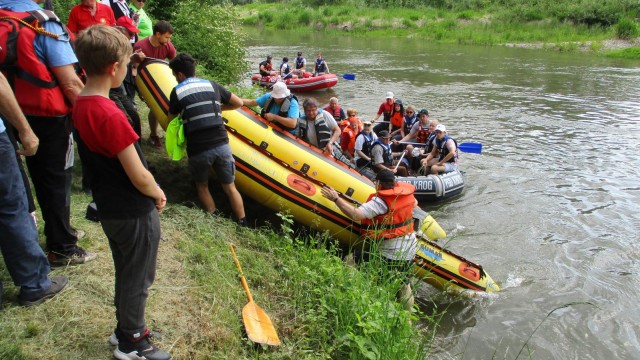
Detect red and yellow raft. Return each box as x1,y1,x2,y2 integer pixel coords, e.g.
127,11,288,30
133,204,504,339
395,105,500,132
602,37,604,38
136,59,500,293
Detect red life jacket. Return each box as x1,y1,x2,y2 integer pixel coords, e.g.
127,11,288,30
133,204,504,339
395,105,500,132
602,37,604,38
0,9,73,117
324,104,342,122
415,125,430,143
361,182,416,240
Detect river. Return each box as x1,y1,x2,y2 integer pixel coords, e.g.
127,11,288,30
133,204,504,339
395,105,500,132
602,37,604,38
243,28,640,359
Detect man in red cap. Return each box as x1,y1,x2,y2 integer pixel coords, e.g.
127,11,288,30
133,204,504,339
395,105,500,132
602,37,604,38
116,15,140,44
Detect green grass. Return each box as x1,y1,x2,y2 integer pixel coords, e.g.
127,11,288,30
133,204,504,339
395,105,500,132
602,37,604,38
605,46,640,59
238,3,637,51
0,100,436,359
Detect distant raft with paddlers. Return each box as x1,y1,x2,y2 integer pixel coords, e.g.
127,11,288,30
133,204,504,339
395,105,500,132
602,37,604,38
251,72,338,92
135,59,500,293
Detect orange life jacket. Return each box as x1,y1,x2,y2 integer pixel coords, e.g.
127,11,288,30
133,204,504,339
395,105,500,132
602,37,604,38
390,112,404,129
361,182,416,240
341,126,357,155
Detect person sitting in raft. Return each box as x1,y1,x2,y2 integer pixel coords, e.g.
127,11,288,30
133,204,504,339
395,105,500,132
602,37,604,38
324,97,346,124
279,57,293,80
320,169,418,310
354,120,378,169
420,124,459,174
388,99,405,140
403,105,418,137
241,82,299,133
340,116,359,162
371,130,409,177
292,51,306,78
371,91,395,135
297,97,343,158
314,52,330,76
259,55,276,77
341,108,363,132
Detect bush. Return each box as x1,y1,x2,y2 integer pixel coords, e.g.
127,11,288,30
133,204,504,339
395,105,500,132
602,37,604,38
615,18,639,40
170,1,248,84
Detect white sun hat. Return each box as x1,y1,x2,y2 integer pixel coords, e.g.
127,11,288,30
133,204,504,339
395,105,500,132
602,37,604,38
270,81,291,99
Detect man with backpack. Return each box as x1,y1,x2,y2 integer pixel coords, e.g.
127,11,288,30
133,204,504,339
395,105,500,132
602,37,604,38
1,0,94,266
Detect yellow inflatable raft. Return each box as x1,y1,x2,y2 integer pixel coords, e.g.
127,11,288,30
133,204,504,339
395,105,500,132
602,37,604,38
135,60,500,293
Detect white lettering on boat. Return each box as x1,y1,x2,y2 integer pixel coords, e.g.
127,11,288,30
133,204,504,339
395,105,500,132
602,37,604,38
413,181,433,191
442,174,463,188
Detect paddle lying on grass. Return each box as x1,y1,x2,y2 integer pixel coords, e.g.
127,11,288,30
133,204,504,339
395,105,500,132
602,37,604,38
341,74,356,80
229,244,281,346
399,141,483,154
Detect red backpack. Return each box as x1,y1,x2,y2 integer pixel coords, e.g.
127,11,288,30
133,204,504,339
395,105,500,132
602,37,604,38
0,9,61,79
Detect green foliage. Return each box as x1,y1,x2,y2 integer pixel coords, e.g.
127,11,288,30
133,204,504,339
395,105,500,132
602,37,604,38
170,1,248,84
615,18,639,40
605,47,640,59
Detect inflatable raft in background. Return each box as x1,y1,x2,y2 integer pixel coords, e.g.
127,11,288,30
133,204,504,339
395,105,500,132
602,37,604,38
135,60,500,293
251,72,338,91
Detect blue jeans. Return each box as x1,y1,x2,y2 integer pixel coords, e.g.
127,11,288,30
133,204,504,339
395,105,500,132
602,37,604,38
0,131,51,299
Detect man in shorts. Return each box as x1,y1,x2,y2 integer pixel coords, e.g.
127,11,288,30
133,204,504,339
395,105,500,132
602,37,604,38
167,53,247,225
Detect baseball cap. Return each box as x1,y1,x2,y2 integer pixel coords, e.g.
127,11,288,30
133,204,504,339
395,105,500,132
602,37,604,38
378,130,391,138
270,81,290,99
116,16,140,34
376,169,396,184
418,109,429,115
394,99,403,105
435,124,446,132
267,55,272,59
385,91,394,99
363,120,372,125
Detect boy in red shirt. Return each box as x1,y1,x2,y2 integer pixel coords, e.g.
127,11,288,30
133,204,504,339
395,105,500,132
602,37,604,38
72,25,170,360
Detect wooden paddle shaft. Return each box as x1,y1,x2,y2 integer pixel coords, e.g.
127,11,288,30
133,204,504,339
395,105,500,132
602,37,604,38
230,244,254,303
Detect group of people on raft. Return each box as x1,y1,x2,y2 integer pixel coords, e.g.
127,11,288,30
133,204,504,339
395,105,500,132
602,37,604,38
258,52,330,79
245,82,459,180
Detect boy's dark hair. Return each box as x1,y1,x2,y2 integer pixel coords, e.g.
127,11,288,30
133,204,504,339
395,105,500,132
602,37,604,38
169,53,196,78
282,57,288,62
153,20,174,35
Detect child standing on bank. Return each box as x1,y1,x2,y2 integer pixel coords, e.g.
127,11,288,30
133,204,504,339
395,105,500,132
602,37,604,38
72,25,170,360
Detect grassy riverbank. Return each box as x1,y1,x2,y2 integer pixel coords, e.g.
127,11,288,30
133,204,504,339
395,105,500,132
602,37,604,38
0,102,438,359
240,2,640,58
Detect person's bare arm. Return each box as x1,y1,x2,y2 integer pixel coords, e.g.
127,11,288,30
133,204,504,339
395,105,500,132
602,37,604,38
264,113,297,129
437,139,456,165
0,74,38,156
50,64,83,105
321,186,366,221
220,93,243,111
241,98,257,107
117,144,166,212
325,123,342,153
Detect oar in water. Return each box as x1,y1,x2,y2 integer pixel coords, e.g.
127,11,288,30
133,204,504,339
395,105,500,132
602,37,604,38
341,74,356,80
399,141,483,154
229,244,281,346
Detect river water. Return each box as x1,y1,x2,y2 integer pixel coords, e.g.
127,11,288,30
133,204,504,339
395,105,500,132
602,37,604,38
243,28,640,359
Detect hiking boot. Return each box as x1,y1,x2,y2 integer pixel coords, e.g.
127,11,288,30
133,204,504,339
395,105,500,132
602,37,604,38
18,276,68,307
109,328,162,346
148,135,162,149
114,329,170,360
48,247,97,267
